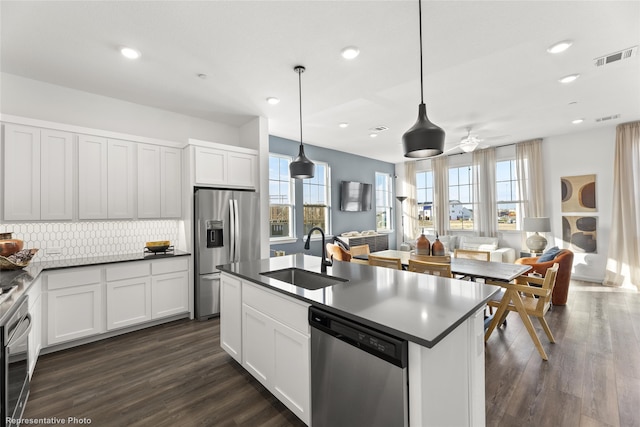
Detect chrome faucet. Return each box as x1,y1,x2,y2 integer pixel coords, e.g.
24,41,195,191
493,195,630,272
304,226,332,273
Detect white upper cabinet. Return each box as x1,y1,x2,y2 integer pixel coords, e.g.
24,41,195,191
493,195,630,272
138,144,182,218
78,135,135,219
78,134,109,219
3,124,73,221
160,147,182,218
107,139,135,218
137,144,162,218
41,129,73,220
227,151,257,188
3,124,41,220
192,143,257,189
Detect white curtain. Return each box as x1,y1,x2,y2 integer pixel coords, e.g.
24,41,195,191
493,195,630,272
472,147,497,237
404,161,420,242
604,121,640,289
515,139,545,218
432,155,449,236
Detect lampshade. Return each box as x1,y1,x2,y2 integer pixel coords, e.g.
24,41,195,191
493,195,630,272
523,217,551,233
402,0,445,158
289,144,315,179
289,65,315,179
523,217,551,253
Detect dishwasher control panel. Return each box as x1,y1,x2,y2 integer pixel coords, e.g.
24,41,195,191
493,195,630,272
309,307,408,368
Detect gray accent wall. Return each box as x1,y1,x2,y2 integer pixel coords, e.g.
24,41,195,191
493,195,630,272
270,135,396,257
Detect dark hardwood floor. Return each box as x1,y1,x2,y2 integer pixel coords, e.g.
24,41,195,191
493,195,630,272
25,279,639,426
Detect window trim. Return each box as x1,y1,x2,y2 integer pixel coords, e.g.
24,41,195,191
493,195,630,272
302,160,332,235
268,153,295,241
375,172,393,232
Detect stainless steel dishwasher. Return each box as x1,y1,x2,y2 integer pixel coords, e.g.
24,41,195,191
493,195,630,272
309,307,409,427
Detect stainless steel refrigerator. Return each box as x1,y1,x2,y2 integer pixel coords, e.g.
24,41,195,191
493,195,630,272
194,188,260,320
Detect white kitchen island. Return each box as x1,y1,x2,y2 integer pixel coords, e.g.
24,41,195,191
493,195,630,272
218,254,499,427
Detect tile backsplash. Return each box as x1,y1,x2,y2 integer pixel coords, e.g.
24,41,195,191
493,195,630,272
0,220,181,261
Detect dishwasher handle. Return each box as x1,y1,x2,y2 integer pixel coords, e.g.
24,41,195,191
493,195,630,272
309,307,408,368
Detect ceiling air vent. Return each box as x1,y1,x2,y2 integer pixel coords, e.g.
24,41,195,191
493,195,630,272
370,125,389,132
594,46,638,67
595,114,621,123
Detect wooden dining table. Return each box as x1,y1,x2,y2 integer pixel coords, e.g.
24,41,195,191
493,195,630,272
356,250,539,353
358,249,530,282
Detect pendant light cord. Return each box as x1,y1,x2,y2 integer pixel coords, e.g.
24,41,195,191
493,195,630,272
419,0,424,104
298,67,304,147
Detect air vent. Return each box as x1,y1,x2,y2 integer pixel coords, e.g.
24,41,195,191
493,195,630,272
594,46,637,67
595,114,621,123
370,125,389,132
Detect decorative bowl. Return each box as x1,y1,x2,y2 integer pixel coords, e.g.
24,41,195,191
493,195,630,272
0,248,39,270
145,241,171,253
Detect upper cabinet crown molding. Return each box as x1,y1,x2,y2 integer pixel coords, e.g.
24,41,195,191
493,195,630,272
0,114,185,149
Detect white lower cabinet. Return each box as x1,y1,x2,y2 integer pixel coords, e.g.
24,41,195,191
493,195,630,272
220,273,242,362
221,277,310,425
106,277,152,330
47,283,104,345
44,256,190,348
27,276,43,378
151,271,189,319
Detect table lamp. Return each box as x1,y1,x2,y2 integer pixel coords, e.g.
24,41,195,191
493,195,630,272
523,217,551,253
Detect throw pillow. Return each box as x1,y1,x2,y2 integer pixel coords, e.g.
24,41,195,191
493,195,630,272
538,246,561,262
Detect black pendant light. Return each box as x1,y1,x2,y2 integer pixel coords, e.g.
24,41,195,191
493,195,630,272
402,0,445,158
289,65,315,179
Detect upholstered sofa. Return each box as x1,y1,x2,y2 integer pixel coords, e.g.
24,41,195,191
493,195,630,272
421,235,516,263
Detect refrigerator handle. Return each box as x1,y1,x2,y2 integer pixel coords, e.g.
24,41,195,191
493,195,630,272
233,199,240,262
229,199,236,262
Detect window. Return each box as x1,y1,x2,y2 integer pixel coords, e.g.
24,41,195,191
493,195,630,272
303,162,331,235
496,159,522,231
449,166,474,230
416,170,434,231
375,172,393,231
269,154,294,239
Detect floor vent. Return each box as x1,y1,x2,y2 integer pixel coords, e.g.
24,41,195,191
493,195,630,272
594,46,637,67
595,114,621,123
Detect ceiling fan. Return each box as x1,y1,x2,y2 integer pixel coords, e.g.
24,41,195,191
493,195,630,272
458,129,487,153
440,128,489,155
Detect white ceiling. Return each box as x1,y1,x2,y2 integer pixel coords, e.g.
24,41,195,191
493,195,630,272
2,1,639,164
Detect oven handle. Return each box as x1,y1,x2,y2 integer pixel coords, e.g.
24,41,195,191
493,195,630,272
7,313,32,346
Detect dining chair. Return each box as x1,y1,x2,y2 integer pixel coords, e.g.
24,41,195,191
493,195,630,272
454,249,491,261
349,244,370,257
485,263,559,360
368,254,402,270
410,253,451,264
325,243,351,262
407,259,452,277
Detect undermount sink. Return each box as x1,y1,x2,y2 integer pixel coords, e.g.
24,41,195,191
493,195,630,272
260,268,348,290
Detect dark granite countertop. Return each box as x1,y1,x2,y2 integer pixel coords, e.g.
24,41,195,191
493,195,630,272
0,250,190,325
218,253,500,348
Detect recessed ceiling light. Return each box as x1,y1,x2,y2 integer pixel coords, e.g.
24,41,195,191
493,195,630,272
559,74,580,84
266,97,280,105
120,46,141,60
369,133,378,138
341,46,360,60
339,122,349,128
571,118,584,124
547,40,573,54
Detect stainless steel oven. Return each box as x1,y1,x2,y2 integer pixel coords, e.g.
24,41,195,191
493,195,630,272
1,296,31,426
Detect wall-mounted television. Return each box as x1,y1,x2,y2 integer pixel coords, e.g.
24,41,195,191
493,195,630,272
340,181,372,211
